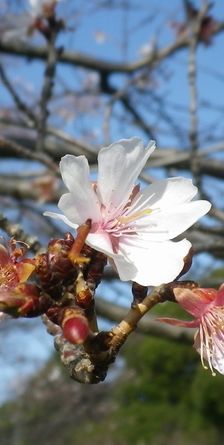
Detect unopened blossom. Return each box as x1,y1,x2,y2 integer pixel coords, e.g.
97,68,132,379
45,137,211,286
0,0,61,43
28,0,60,19
158,286,224,375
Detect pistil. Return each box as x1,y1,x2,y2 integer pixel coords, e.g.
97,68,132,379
117,208,152,225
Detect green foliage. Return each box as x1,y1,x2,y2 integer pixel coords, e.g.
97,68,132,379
0,301,223,445
110,334,224,445
208,267,224,279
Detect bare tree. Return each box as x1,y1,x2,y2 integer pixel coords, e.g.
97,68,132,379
0,0,224,383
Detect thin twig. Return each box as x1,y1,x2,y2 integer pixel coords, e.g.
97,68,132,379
188,2,210,189
0,63,37,125
0,18,223,74
188,19,199,186
95,297,194,343
0,213,41,252
109,280,198,353
0,137,58,173
36,22,60,151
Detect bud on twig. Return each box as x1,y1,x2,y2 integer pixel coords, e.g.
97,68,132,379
35,233,77,299
63,316,90,345
61,308,90,345
0,283,51,317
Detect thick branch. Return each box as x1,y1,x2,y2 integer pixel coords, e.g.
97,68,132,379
0,20,223,74
0,137,58,173
95,297,194,343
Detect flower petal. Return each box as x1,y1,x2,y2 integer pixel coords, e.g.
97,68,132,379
16,261,35,283
174,288,216,317
134,200,210,241
153,201,210,240
59,155,101,223
86,231,114,256
86,232,137,281
216,286,224,306
194,329,224,375
110,255,138,281
157,317,199,328
43,210,78,229
125,178,211,241
129,177,199,214
58,192,101,227
97,138,155,210
212,344,224,375
117,237,191,286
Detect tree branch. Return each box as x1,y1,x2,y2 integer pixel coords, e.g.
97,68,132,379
0,19,223,74
95,297,194,343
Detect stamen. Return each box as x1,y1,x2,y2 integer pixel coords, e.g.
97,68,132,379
125,192,156,216
199,323,209,371
117,208,152,225
0,264,16,286
200,317,217,376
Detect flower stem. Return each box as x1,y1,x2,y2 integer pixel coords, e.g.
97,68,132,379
110,286,163,351
109,280,198,352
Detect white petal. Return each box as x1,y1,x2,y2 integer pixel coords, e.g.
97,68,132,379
155,200,211,239
58,192,98,226
97,138,155,209
59,155,101,223
129,178,199,216
111,255,138,282
86,232,137,281
212,343,224,375
117,237,191,286
44,210,78,229
60,154,89,192
135,200,211,241
86,232,115,256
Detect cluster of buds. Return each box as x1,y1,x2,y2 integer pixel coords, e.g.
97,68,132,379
0,221,223,381
0,223,107,348
171,0,217,46
35,232,77,299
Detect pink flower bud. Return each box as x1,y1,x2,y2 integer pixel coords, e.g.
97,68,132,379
63,316,89,345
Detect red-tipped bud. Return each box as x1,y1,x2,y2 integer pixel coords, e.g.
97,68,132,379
63,316,90,345
0,283,43,317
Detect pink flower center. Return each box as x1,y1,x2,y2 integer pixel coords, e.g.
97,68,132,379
101,207,152,236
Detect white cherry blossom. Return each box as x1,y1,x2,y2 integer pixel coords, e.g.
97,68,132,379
45,137,211,286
